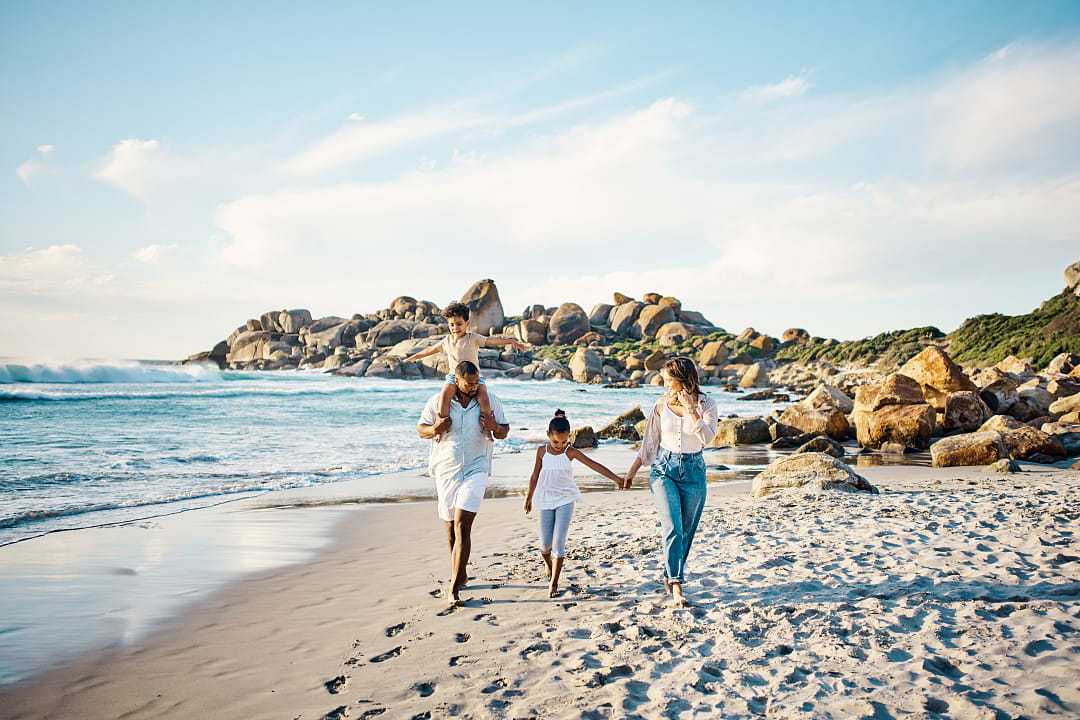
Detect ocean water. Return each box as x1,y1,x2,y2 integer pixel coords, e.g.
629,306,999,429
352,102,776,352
0,359,791,546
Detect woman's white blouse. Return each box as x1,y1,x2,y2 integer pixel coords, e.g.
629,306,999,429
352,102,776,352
636,393,720,466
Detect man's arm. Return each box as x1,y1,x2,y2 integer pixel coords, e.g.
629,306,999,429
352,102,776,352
417,417,452,439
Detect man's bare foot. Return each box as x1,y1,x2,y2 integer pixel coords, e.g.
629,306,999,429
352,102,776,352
548,581,560,598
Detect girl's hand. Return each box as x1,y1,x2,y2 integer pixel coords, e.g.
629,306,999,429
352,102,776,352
523,497,532,514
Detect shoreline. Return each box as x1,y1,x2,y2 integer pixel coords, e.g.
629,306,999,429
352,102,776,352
3,459,1078,719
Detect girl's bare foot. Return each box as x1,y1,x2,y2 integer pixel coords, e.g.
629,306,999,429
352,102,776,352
541,551,553,579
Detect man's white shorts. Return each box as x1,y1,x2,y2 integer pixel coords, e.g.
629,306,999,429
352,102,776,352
436,471,487,521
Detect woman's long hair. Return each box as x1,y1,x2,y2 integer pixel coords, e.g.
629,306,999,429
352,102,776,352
664,356,702,398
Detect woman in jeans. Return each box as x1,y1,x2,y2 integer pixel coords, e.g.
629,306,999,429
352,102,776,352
624,357,719,606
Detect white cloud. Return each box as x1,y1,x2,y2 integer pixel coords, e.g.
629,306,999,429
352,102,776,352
0,244,116,296
94,138,202,201
929,43,1080,171
741,73,813,104
15,144,56,186
133,244,179,264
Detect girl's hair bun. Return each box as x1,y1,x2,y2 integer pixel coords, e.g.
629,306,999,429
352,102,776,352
554,409,566,418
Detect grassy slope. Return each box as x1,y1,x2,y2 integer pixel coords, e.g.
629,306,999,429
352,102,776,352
946,289,1080,368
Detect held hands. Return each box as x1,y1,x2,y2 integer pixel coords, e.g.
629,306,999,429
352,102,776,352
622,469,636,490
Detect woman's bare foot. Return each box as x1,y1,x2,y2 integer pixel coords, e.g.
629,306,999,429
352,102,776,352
663,577,672,595
670,582,689,607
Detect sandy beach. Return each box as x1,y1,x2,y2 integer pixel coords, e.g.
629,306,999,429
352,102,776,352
3,446,1077,720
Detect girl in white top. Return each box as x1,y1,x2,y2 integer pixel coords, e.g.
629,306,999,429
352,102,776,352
624,357,719,607
525,410,624,597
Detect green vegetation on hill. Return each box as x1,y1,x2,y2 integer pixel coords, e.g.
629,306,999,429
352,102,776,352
775,327,945,368
946,290,1080,368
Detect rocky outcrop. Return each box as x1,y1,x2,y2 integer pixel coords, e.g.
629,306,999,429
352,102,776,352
853,373,925,413
979,415,1025,433
739,362,772,388
1050,392,1080,416
898,347,976,410
598,406,645,441
854,403,936,450
943,391,992,433
998,426,1066,460
782,328,810,344
546,303,590,345
712,417,770,446
778,404,850,441
752,453,877,498
1066,260,1080,295
697,341,729,367
589,303,614,326
632,305,677,340
794,436,845,458
570,426,598,448
461,279,504,335
656,322,705,347
609,302,643,336
569,347,603,383
803,383,854,414
278,309,313,334
930,432,1006,467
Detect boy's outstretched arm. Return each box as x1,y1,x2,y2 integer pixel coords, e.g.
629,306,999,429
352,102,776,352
404,345,442,363
567,447,624,488
480,336,530,352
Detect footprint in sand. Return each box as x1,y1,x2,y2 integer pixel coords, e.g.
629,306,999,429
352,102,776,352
385,622,406,637
520,641,552,659
472,612,498,626
454,632,471,643
324,675,348,694
369,646,402,663
481,678,507,694
359,709,387,719
1024,639,1055,656
413,681,436,698
323,706,349,720
449,655,475,667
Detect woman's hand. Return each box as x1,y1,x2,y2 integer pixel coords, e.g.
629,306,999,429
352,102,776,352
622,470,635,490
678,390,700,418
523,496,532,514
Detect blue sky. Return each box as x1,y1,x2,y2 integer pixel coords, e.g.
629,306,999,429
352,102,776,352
3,2,1080,359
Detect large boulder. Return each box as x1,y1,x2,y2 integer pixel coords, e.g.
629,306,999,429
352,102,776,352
995,355,1035,377
782,328,810,344
1049,392,1080,416
656,322,704,347
385,335,442,358
930,431,1006,467
898,347,976,410
278,309,313,334
642,292,662,305
1066,260,1080,295
643,350,668,372
569,347,604,383
697,341,729,366
975,368,1019,413
979,415,1026,433
461,279,505,335
795,436,845,459
609,302,643,335
739,361,772,388
226,331,269,363
512,319,547,345
752,453,877,498
943,391,993,433
712,417,771,446
547,303,590,345
390,296,418,317
259,310,283,333
1040,422,1080,457
569,426,598,449
305,319,366,350
367,319,416,347
597,406,646,441
803,383,854,413
749,335,776,353
853,373,924,413
632,305,677,340
778,404,850,441
999,426,1066,460
853,403,936,450
1046,353,1079,375
678,310,712,326
589,303,614,326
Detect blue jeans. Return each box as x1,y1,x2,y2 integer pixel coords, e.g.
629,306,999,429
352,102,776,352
649,449,707,583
